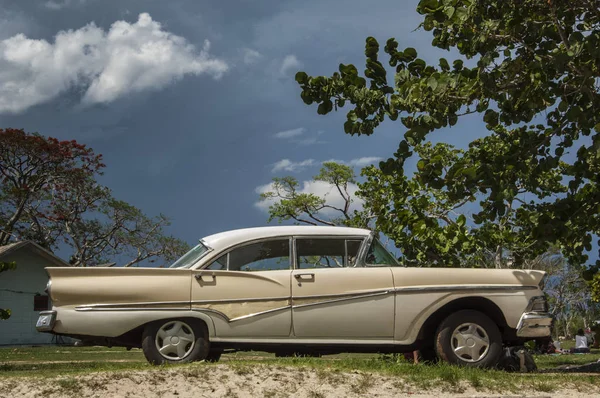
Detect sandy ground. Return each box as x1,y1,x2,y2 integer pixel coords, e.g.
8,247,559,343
2,365,600,398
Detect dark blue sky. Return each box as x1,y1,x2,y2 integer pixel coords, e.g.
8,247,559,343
0,0,489,254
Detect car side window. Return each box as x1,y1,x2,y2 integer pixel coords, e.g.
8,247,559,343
206,254,227,270
226,239,290,271
296,238,362,269
365,238,399,266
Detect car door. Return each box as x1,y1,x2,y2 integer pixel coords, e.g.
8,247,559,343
190,238,292,338
291,236,395,339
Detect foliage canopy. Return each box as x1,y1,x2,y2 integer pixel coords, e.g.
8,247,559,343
295,0,600,295
0,128,189,267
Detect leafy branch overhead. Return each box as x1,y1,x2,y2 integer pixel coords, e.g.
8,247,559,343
0,129,189,267
259,162,372,228
295,0,600,289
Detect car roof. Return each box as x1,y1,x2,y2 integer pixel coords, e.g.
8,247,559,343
201,226,371,253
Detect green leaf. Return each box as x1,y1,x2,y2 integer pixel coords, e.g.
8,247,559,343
317,100,333,115
558,101,568,112
439,58,450,71
295,71,308,84
403,47,417,61
427,76,439,91
483,109,499,126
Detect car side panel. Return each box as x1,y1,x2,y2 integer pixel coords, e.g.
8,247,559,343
390,268,544,344
52,309,216,337
190,270,292,338
291,268,395,338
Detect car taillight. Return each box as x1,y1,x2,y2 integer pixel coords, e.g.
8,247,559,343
527,296,548,312
539,274,547,290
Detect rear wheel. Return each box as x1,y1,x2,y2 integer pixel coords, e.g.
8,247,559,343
435,310,502,368
142,319,209,365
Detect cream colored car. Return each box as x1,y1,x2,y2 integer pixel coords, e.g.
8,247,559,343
37,226,552,367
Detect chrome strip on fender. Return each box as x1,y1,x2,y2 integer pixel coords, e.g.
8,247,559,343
76,307,189,312
76,301,189,311
191,306,291,322
293,290,391,309
229,306,291,322
393,285,538,293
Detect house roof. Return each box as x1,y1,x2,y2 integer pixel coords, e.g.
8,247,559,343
0,241,70,267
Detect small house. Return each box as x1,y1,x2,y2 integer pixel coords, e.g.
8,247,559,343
0,241,70,345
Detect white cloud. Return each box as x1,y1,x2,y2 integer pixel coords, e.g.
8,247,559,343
279,54,301,76
349,157,383,167
321,157,383,167
296,137,319,145
242,48,262,65
274,127,305,139
254,180,363,216
271,158,316,173
44,0,89,10
0,13,228,113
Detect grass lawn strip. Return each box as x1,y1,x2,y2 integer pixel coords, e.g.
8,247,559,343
0,347,599,397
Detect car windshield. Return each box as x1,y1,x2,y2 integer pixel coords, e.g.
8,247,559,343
365,238,400,266
168,242,210,269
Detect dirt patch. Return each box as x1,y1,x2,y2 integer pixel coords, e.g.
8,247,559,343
1,364,598,398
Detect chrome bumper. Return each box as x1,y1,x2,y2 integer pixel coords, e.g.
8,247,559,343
36,310,57,332
516,312,553,338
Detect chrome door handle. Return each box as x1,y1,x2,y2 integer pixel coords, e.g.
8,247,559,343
294,273,315,280
195,273,216,283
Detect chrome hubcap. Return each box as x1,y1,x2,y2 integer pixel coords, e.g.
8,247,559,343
451,322,490,363
155,321,195,360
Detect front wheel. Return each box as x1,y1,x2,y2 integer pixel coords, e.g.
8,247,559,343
142,319,209,365
435,310,502,368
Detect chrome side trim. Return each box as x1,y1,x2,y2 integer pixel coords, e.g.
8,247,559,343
191,296,289,305
75,285,536,312
76,301,190,311
229,306,291,322
191,308,230,320
76,307,190,312
191,306,291,323
293,290,391,309
394,285,538,293
293,288,391,301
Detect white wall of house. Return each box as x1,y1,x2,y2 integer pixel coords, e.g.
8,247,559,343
0,250,55,345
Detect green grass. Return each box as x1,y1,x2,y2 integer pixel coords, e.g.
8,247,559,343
0,345,599,393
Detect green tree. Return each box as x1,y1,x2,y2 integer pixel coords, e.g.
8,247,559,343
296,1,600,293
0,261,16,320
259,162,372,227
0,129,189,267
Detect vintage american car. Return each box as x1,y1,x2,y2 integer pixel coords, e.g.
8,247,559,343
37,226,552,367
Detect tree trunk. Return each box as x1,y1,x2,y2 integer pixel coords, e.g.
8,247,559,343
494,245,503,269
0,195,29,245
